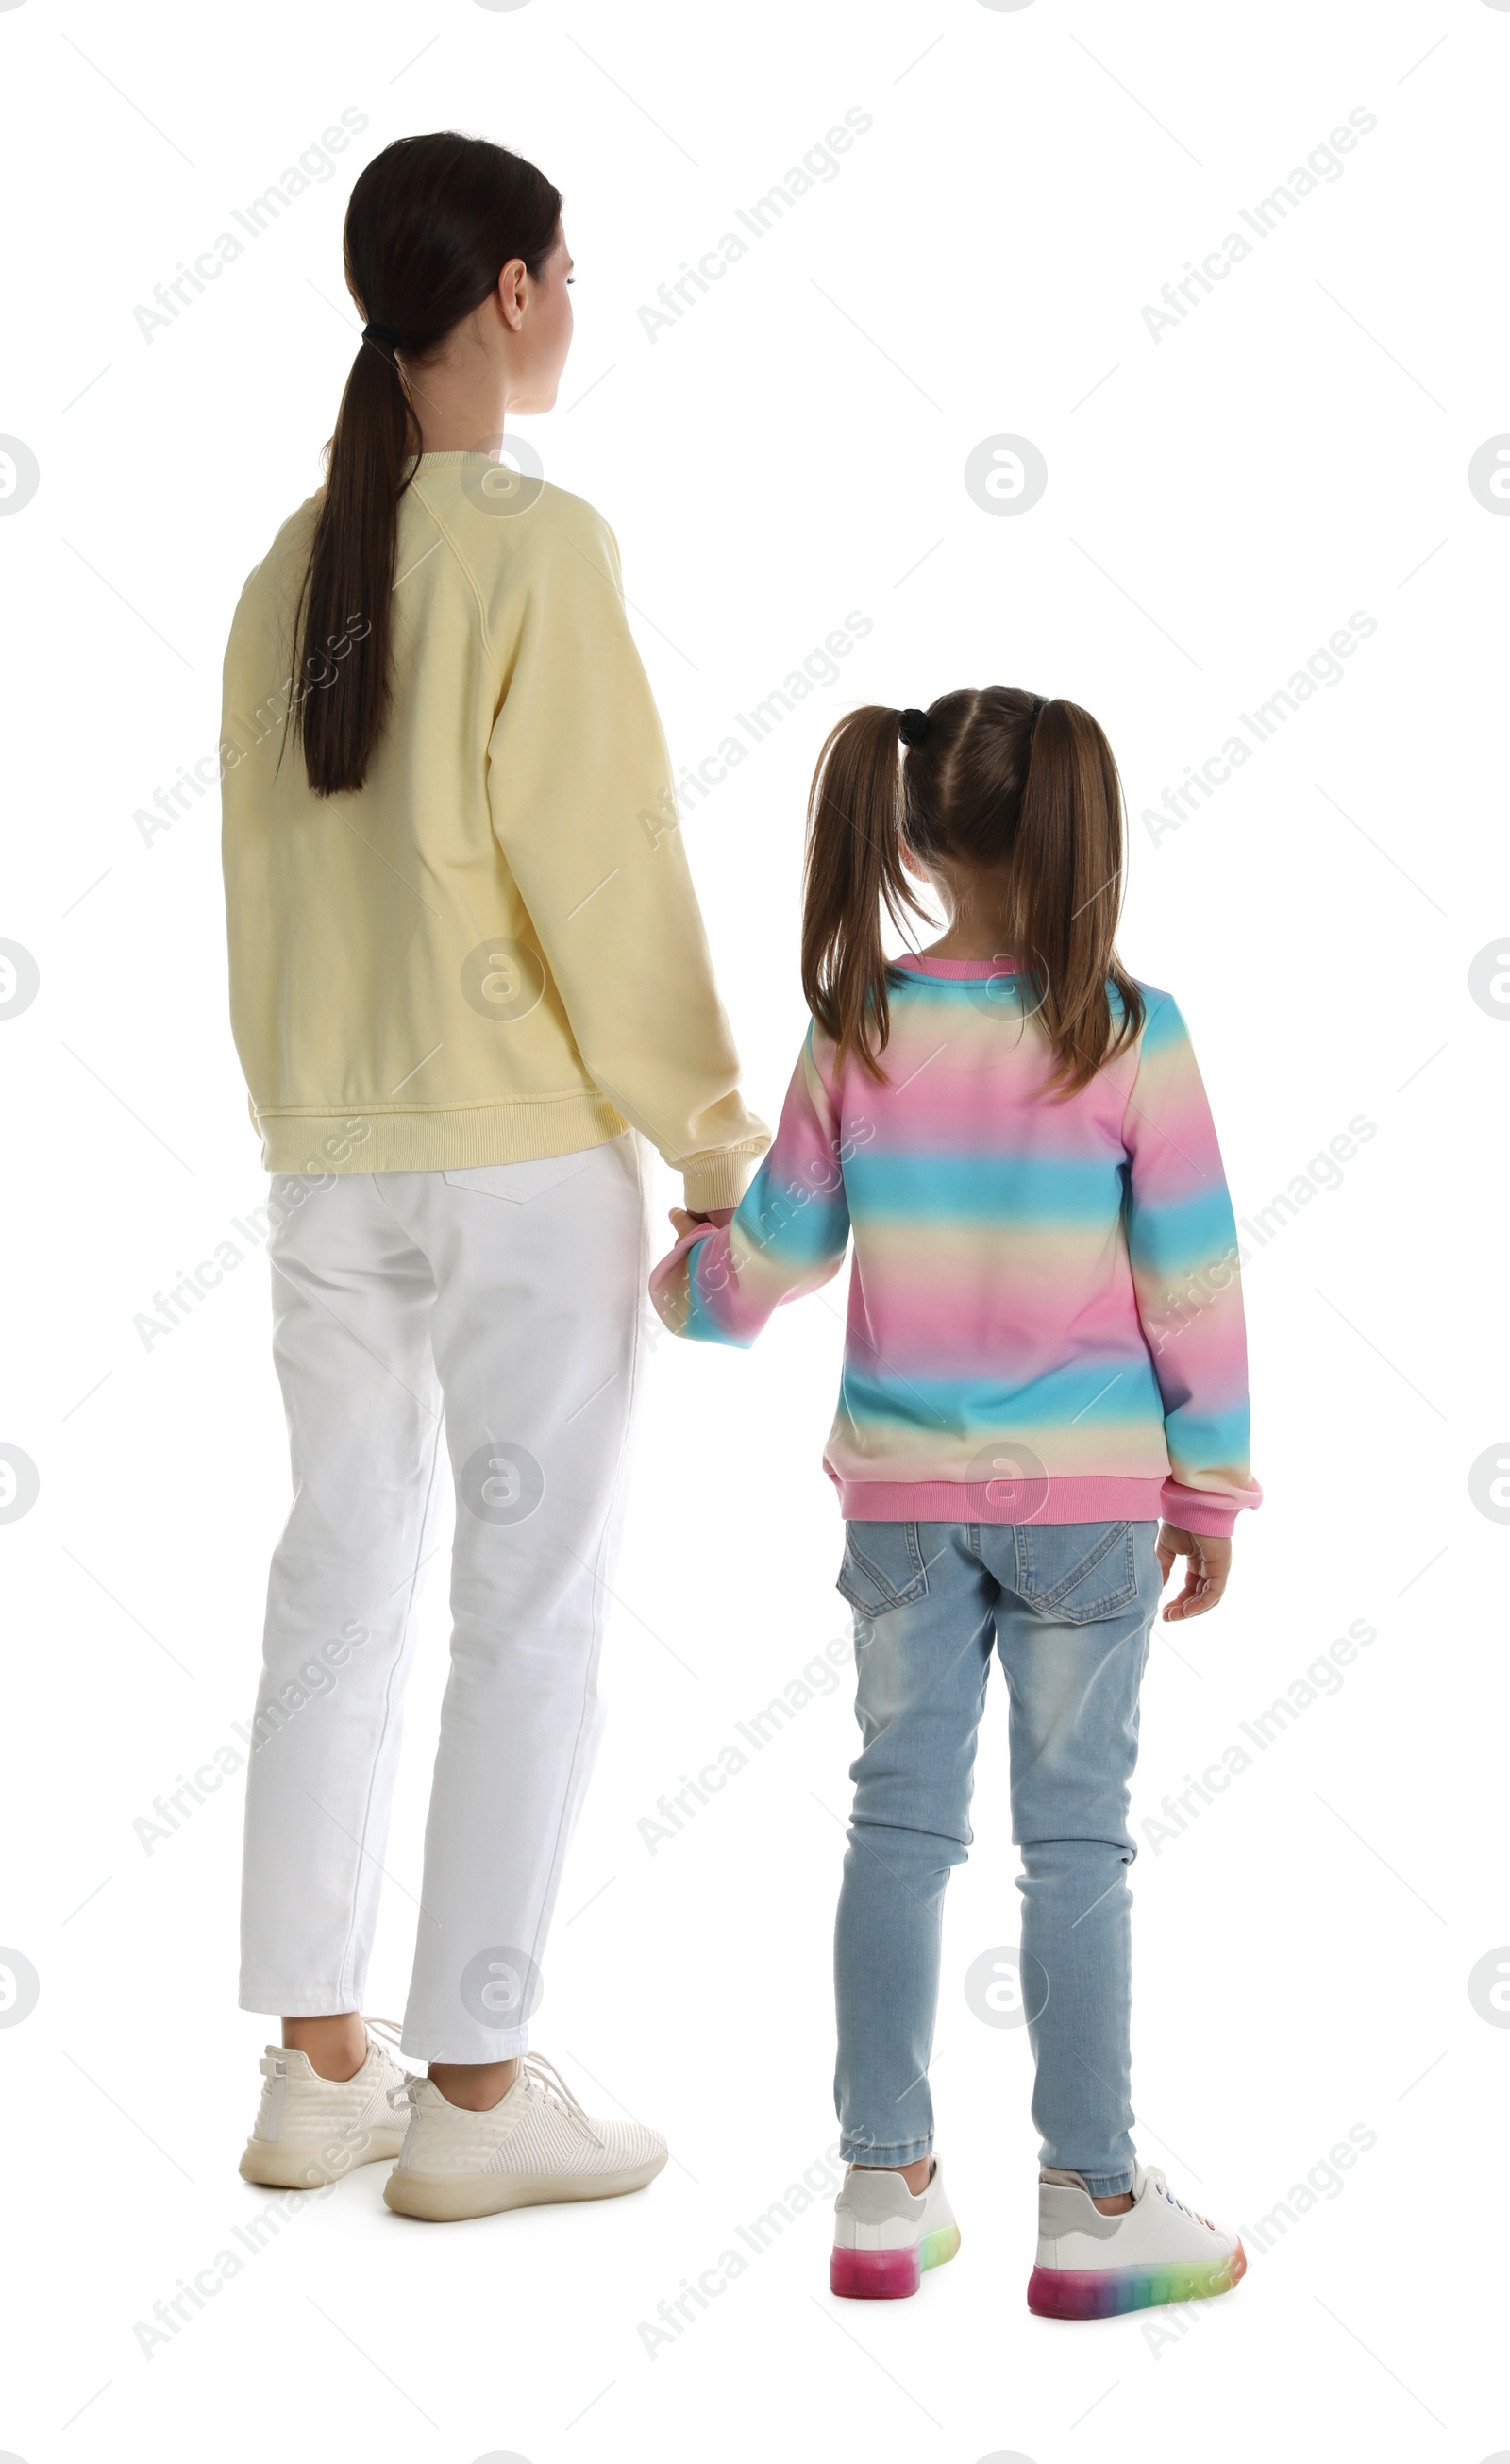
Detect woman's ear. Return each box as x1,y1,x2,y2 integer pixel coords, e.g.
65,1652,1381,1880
899,844,930,882
495,258,528,332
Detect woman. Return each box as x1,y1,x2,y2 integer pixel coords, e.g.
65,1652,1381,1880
221,132,766,2220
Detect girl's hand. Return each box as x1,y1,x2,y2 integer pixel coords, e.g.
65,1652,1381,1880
669,1206,734,1238
1155,1524,1232,1621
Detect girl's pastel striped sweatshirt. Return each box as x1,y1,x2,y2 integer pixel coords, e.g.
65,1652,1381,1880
649,955,1260,1536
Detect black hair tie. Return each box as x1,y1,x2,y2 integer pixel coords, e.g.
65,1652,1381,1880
1030,694,1047,722
898,707,931,746
361,320,404,349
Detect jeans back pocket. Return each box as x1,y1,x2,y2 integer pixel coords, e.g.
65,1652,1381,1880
837,1524,931,1616
1012,1521,1138,1625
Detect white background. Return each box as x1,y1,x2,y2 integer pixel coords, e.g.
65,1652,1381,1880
1,1,1506,2458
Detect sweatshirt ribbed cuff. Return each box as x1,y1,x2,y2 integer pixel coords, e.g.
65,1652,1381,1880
1159,1477,1257,1538
1159,1500,1239,1538
681,1147,764,1213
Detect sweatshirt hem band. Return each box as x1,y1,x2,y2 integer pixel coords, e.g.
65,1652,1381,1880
835,1475,1238,1534
256,1096,768,1206
258,1093,629,1175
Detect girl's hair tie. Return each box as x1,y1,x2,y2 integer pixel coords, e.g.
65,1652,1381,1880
361,320,405,349
1030,694,1047,722
897,707,931,747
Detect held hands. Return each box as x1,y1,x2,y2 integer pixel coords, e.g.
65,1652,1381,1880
1155,1524,1233,1622
669,1207,735,1237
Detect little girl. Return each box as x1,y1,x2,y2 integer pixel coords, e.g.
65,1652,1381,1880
651,688,1260,2318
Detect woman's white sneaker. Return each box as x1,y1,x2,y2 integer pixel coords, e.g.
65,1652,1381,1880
382,2053,666,2221
239,2020,411,2189
830,2160,962,2299
1029,2162,1245,2318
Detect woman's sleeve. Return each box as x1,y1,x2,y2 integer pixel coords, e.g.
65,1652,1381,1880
650,1028,852,1345
486,501,768,1213
1122,992,1262,1535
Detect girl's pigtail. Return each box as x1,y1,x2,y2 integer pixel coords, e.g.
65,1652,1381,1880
1014,697,1144,1091
801,706,925,1080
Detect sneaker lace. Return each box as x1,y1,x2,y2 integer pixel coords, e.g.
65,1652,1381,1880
518,2054,605,2149
375,2035,602,2140
1144,2166,1215,2230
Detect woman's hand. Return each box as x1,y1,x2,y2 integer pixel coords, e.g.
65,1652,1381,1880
1155,1525,1232,1621
669,1206,735,1238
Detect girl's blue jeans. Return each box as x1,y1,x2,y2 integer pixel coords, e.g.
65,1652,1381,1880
833,1518,1162,2199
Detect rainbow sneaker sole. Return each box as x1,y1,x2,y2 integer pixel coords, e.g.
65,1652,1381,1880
1028,2236,1246,2319
830,2220,962,2300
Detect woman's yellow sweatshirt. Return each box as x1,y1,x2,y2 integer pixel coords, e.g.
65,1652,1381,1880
220,455,768,1210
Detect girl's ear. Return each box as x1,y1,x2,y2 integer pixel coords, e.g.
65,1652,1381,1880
899,844,930,881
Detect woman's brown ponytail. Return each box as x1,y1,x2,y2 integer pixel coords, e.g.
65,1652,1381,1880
288,132,562,799
287,329,415,799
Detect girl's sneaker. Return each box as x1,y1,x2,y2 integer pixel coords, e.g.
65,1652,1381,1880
1028,2163,1246,2319
382,2053,666,2221
830,2161,961,2298
239,2018,411,2189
